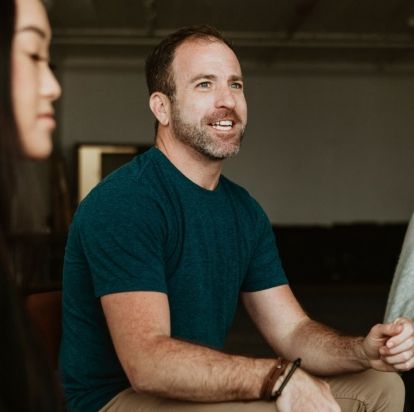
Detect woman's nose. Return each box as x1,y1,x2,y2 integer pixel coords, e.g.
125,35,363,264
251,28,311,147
40,64,62,102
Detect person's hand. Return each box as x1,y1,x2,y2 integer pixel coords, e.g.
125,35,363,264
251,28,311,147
275,367,340,412
362,317,414,372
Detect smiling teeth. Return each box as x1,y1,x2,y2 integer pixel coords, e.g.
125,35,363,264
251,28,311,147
211,120,233,130
214,120,233,126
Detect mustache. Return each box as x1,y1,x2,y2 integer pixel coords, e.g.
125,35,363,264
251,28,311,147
204,110,243,125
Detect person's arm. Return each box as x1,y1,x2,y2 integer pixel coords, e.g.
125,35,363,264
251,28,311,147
101,291,278,402
102,289,342,411
242,284,414,375
243,284,414,412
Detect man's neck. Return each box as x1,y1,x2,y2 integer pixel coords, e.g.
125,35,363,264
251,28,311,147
155,131,222,191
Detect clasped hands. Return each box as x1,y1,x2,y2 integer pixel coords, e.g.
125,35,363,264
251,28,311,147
275,317,414,412
363,316,414,371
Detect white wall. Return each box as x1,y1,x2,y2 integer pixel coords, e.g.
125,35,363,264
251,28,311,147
59,58,414,224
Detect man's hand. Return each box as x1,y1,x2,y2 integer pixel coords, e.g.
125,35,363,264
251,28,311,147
275,367,340,412
362,317,414,372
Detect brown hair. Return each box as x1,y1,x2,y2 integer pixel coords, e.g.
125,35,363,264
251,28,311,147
145,24,234,100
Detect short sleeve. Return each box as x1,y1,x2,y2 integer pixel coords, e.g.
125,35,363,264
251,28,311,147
241,204,288,292
76,182,168,297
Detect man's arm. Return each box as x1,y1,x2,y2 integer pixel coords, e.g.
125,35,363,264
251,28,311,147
242,284,414,375
101,291,278,402
101,289,341,411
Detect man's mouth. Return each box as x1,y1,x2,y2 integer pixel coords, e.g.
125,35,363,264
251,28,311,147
209,120,234,131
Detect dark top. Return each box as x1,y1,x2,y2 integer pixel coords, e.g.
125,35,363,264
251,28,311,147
60,147,287,411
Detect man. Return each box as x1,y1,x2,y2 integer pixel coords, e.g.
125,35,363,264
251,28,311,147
60,25,414,412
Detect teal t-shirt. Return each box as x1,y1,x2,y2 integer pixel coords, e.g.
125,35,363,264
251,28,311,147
60,147,287,411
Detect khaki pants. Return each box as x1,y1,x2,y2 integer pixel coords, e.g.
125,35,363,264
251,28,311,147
100,369,405,412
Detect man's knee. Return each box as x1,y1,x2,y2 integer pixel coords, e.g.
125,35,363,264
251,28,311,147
380,372,405,408
361,370,405,411
329,369,405,412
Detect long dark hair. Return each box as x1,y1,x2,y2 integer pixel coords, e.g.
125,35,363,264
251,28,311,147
0,0,63,410
0,0,20,246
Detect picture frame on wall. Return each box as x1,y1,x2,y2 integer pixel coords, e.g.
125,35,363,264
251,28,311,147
76,143,151,202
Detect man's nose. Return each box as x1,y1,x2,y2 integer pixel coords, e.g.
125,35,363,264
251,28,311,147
215,86,236,110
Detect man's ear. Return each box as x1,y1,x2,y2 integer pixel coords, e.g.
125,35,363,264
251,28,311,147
149,92,170,126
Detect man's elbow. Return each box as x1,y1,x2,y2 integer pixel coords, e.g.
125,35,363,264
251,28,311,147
125,359,164,395
121,335,172,395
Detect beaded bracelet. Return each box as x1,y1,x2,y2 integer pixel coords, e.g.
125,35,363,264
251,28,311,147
272,358,302,399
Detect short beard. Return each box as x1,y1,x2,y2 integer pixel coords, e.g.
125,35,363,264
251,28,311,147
171,103,245,161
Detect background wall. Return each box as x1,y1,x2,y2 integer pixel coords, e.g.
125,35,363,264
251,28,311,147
58,57,414,224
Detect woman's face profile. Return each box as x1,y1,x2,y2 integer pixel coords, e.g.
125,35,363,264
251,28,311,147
11,0,61,159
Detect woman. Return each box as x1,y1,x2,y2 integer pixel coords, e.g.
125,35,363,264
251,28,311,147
0,0,62,410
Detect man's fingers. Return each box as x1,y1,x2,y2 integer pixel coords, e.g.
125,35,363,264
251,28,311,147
375,317,414,372
370,322,402,340
385,318,414,349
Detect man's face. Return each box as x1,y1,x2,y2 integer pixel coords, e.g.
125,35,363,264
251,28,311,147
169,38,247,160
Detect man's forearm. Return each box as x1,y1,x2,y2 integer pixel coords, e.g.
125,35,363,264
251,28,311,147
282,317,368,375
126,335,278,401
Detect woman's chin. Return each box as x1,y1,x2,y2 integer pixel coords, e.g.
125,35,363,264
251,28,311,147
20,131,53,160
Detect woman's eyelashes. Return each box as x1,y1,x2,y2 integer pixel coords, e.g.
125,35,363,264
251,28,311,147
29,52,48,62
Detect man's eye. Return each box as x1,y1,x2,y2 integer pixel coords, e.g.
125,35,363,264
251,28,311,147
231,82,243,89
197,81,211,89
